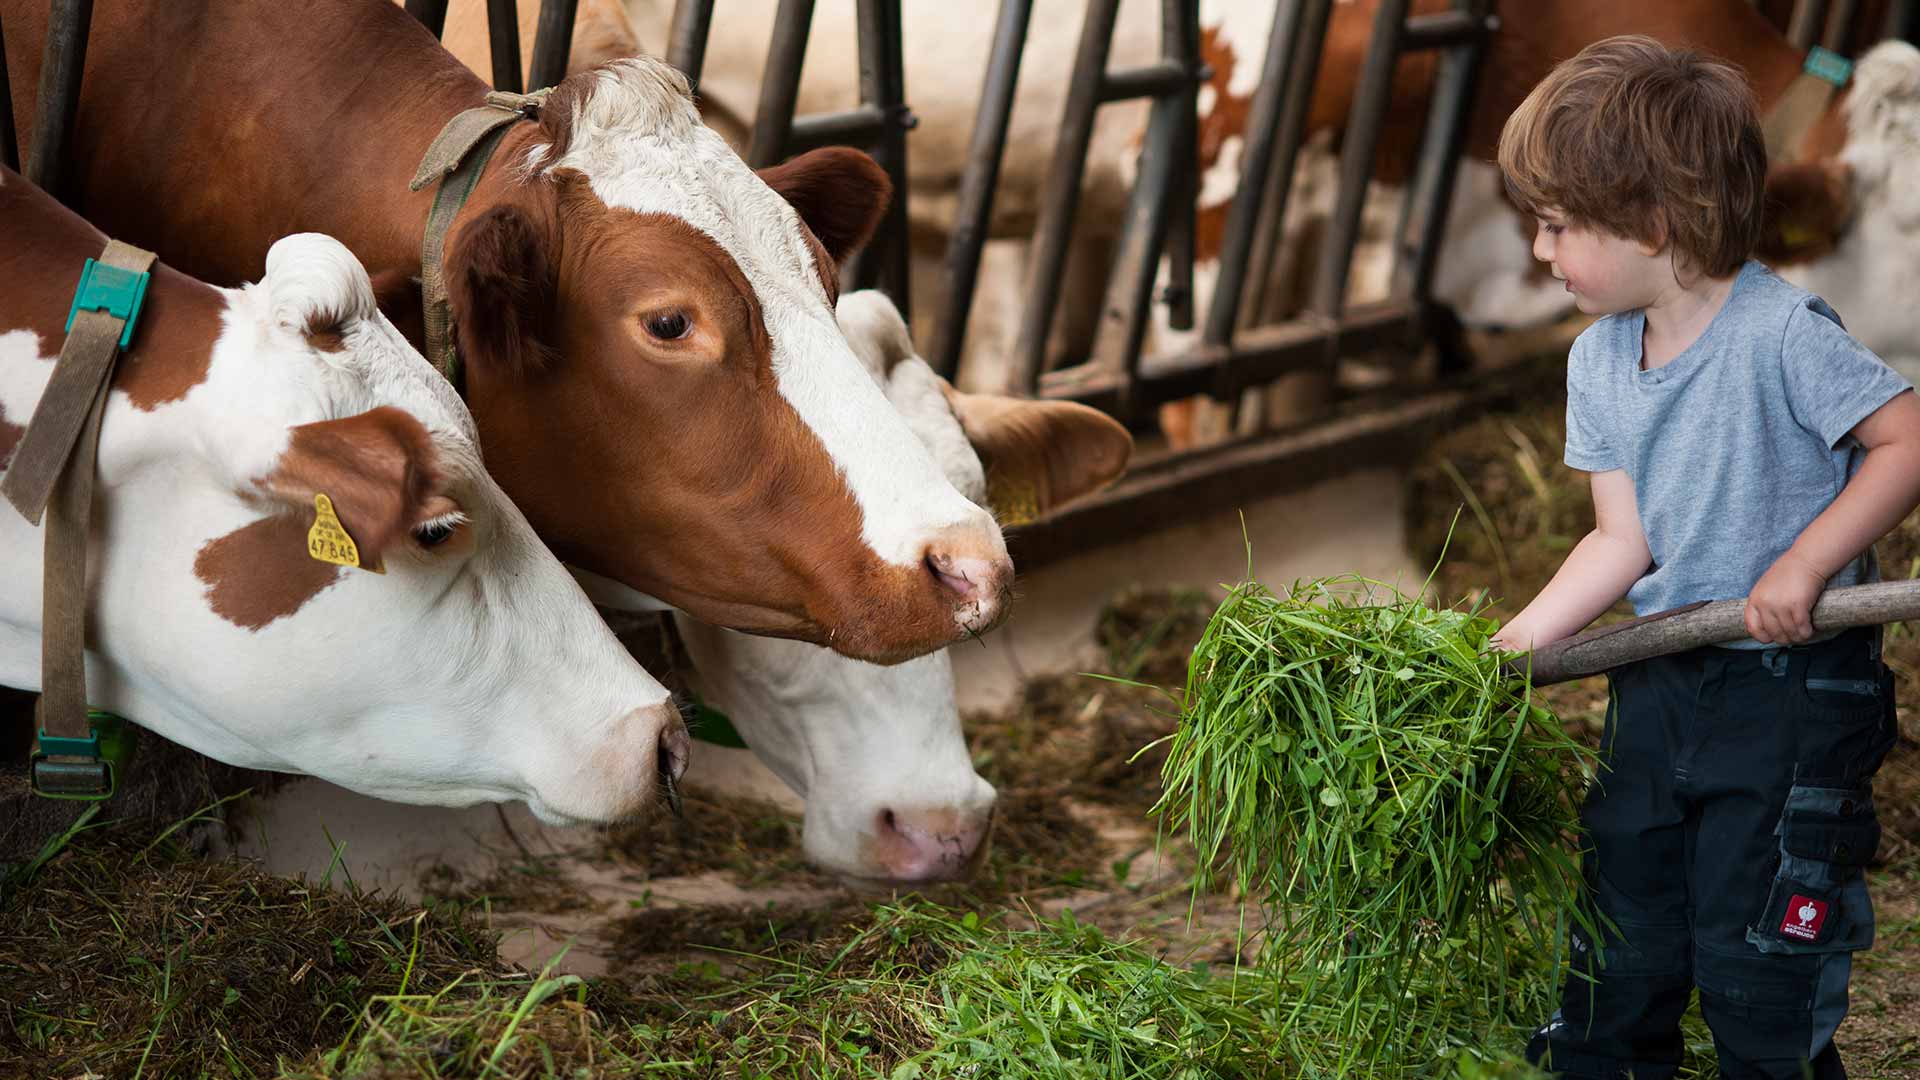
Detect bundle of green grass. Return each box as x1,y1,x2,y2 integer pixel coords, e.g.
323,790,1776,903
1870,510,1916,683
1152,573,1596,1076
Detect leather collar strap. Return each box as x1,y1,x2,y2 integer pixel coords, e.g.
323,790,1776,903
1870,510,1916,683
1,240,156,797
1761,46,1854,163
410,88,552,392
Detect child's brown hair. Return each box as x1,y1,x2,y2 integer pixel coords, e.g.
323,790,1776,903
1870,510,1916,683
1498,35,1767,278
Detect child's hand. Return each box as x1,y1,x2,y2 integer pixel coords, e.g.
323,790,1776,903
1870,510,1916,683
1488,621,1533,654
1745,553,1826,644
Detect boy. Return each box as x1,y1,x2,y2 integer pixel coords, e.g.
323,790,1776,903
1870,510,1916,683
1487,36,1920,1080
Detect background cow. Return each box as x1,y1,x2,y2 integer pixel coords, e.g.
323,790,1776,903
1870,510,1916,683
0,170,688,827
674,290,1132,884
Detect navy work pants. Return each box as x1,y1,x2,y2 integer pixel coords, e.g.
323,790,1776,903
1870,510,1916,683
1528,627,1898,1080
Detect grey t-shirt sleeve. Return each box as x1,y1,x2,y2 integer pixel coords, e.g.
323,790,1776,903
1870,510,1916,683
1563,333,1620,472
1781,298,1913,449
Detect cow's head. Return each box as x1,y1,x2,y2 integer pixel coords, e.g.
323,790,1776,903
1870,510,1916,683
675,291,1133,884
439,59,1010,664
0,229,687,825
1764,41,1920,369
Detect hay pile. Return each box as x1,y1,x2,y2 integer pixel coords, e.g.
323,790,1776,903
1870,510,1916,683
1154,573,1595,1075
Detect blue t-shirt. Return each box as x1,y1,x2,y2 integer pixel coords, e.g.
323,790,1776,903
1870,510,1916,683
1564,260,1911,639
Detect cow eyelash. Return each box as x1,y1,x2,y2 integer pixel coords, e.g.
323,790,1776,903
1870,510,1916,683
644,311,692,341
413,511,469,549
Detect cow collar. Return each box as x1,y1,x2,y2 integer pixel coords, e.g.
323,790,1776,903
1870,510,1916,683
409,89,552,393
1762,46,1854,162
2,240,157,799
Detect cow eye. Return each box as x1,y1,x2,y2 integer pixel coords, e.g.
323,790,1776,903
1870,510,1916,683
414,520,461,549
644,310,692,341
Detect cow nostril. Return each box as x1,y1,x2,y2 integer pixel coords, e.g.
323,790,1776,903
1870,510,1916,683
879,807,898,832
924,553,977,599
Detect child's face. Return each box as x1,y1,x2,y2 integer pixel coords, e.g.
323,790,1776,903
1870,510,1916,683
1530,210,1665,315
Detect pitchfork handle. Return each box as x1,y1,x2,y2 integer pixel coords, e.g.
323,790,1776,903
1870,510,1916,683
1512,579,1920,686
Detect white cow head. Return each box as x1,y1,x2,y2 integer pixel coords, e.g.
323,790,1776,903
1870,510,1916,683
0,220,687,826
673,291,1134,884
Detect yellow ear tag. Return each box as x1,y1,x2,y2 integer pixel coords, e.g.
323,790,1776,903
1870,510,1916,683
307,493,383,574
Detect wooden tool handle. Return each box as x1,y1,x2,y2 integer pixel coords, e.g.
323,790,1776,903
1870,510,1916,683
1511,580,1920,686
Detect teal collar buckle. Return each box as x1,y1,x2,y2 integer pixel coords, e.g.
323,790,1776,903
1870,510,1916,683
29,710,135,800
66,258,152,350
1804,45,1854,88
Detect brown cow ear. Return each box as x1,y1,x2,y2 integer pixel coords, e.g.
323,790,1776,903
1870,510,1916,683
1759,160,1853,266
940,387,1134,525
758,146,892,265
445,202,560,377
254,406,449,563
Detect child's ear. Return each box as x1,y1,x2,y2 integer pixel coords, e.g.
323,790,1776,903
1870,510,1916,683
1635,211,1669,259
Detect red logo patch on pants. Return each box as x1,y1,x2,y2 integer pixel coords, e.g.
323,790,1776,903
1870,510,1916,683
1779,895,1829,941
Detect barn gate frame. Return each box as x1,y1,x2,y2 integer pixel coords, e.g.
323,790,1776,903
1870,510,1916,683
6,0,1911,568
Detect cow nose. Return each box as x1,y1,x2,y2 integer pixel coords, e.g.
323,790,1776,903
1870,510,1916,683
870,804,995,882
657,714,691,787
922,527,1013,634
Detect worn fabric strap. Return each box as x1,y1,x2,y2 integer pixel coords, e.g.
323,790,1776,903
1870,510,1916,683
37,366,112,742
412,89,550,389
0,241,156,743
2,241,156,525
1762,71,1844,163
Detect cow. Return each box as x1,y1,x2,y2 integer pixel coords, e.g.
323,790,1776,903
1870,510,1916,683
674,290,1133,883
0,168,689,825
1,0,1010,667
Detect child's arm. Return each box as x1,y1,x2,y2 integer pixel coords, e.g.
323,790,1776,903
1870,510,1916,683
1489,468,1651,652
1747,389,1920,644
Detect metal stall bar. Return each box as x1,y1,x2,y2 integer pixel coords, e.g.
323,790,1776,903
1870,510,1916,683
1,14,18,173
668,0,717,93
841,0,912,303
1392,0,1495,372
488,0,524,92
1788,0,1832,48
747,0,818,167
528,0,580,90
405,0,451,39
1821,0,1860,51
1002,0,1123,396
1310,0,1412,322
928,0,1034,380
730,0,915,305
1201,0,1333,350
1078,0,1201,410
1228,0,1336,334
1893,0,1920,43
25,0,90,200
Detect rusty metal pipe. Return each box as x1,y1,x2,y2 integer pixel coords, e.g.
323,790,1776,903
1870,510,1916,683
528,0,580,91
486,0,523,92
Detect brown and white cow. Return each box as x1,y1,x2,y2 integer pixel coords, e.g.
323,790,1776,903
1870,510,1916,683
1,0,1009,665
676,290,1133,884
0,169,689,824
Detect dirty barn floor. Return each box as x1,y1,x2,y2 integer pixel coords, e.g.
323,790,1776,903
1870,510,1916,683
4,383,1918,1078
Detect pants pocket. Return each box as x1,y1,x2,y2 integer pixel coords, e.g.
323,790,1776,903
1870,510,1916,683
1746,784,1879,956
1797,663,1898,787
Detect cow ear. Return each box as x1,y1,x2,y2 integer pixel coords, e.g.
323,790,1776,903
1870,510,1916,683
264,233,382,352
941,388,1133,526
1759,160,1853,265
254,406,451,564
445,200,560,377
759,146,892,265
